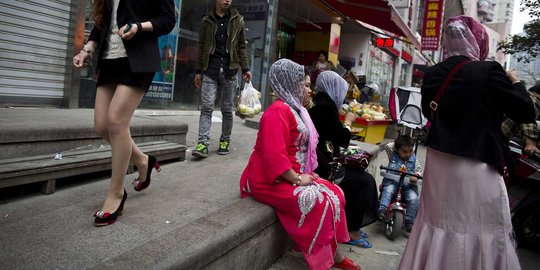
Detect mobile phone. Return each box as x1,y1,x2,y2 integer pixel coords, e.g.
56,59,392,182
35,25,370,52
123,22,132,33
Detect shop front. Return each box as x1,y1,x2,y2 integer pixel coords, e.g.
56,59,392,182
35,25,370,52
0,0,82,106
276,0,342,74
76,0,272,111
366,44,395,106
168,0,270,110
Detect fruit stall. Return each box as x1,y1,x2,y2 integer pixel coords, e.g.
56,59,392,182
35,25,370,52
340,102,392,144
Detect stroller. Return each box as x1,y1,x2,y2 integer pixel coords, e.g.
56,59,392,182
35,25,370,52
377,86,426,240
388,86,427,154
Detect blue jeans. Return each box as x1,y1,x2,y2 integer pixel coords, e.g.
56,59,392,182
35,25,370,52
378,177,419,224
198,73,237,144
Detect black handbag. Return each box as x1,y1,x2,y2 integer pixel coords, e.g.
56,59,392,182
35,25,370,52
333,150,373,171
328,161,346,185
316,141,346,184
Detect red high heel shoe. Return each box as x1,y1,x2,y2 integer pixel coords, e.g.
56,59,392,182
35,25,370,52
333,257,361,270
132,155,161,192
94,189,127,227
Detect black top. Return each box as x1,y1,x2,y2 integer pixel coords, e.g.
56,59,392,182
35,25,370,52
308,92,351,178
88,0,176,73
421,55,535,173
205,10,236,79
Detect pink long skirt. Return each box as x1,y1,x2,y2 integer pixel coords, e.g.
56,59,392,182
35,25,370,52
398,148,521,270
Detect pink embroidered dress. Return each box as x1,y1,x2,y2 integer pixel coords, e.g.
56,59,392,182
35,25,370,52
240,100,349,270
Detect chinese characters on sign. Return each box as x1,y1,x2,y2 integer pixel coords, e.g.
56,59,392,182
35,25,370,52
421,0,445,51
375,37,394,48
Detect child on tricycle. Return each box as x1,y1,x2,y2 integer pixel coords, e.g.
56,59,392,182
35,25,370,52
378,135,423,234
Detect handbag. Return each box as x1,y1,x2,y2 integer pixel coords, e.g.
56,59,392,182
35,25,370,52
333,148,373,171
328,161,346,185
316,141,346,184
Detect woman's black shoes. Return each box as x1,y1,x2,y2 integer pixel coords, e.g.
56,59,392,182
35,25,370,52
94,189,127,227
132,155,161,192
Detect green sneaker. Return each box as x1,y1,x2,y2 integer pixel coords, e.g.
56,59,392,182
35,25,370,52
192,143,208,158
217,140,230,155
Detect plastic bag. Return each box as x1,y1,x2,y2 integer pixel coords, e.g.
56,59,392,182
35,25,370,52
236,81,262,118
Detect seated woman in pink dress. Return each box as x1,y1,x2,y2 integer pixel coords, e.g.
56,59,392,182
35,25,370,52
240,59,360,270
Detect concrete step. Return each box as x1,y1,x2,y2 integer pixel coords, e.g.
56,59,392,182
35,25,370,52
0,113,293,269
0,140,187,194
0,108,188,159
89,198,291,270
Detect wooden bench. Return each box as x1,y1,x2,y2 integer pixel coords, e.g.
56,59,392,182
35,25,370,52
0,141,186,195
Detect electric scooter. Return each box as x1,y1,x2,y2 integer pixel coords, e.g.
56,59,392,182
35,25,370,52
379,165,423,240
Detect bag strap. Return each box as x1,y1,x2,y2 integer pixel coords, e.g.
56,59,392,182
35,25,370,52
429,60,471,119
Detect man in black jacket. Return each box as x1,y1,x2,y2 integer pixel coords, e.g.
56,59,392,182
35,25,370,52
192,0,251,158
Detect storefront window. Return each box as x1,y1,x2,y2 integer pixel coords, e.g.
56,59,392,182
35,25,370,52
78,0,98,109
78,0,268,111
399,62,409,86
161,0,268,110
277,18,296,60
367,45,394,107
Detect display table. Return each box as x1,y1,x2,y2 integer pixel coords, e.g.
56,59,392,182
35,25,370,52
340,115,392,144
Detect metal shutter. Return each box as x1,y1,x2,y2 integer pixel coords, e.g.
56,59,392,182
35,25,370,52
0,0,74,105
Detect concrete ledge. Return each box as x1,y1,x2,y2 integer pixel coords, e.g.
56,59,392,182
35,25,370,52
244,118,260,130
0,141,186,194
0,108,188,159
89,198,291,270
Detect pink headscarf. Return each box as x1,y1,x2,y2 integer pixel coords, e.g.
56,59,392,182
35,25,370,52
443,16,489,61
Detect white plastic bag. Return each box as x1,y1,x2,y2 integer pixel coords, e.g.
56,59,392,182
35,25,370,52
236,81,262,118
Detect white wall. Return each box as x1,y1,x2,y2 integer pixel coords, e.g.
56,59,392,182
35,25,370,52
339,32,371,75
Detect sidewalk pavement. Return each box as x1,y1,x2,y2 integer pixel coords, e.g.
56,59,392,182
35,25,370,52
0,110,263,269
269,144,540,270
0,108,538,269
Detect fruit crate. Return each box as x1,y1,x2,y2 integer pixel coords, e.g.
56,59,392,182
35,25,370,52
339,115,392,144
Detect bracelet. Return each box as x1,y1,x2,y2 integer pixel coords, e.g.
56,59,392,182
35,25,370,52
81,44,95,58
512,80,521,84
292,174,302,186
343,124,351,131
136,22,143,34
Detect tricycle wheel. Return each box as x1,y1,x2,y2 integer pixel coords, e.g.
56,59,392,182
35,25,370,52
512,203,540,250
385,210,404,240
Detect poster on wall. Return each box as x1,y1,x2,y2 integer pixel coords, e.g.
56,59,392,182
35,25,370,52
146,0,182,101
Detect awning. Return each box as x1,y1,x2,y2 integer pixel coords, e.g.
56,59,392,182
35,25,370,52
322,0,421,49
413,50,428,65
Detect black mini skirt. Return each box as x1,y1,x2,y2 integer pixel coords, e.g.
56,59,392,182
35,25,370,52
96,58,155,92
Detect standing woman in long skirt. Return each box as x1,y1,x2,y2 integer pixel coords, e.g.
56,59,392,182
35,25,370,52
398,16,534,269
73,0,175,226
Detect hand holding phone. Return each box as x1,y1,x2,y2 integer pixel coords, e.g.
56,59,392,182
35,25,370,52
123,22,132,33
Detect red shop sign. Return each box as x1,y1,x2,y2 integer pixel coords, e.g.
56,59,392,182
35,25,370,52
375,37,394,48
421,0,445,51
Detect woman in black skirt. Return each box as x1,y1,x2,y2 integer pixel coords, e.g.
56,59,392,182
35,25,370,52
73,0,175,226
307,70,379,248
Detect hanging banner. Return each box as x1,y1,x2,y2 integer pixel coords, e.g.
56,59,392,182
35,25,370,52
421,0,444,51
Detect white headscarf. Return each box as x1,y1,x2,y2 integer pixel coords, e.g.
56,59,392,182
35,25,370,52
269,59,319,173
315,71,349,109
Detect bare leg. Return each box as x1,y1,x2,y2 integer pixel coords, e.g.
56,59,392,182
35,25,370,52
94,85,149,182
349,231,361,241
334,250,345,263
97,84,145,213
334,250,361,269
